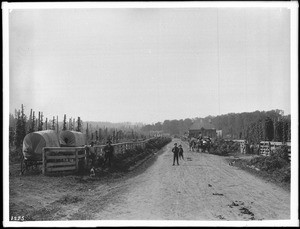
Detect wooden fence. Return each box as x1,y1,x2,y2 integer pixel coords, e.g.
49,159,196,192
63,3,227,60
229,140,291,159
231,140,246,154
259,141,291,160
42,146,87,175
42,137,157,175
92,139,151,156
260,141,291,156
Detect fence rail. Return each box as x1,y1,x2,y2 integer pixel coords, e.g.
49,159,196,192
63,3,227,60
41,137,158,175
228,140,291,160
42,146,86,175
92,137,156,156
259,141,291,159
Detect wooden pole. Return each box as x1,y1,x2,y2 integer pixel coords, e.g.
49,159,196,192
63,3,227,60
273,118,276,142
75,149,79,172
282,118,285,143
29,109,32,132
56,115,59,133
42,148,46,175
38,111,41,131
52,116,55,130
84,147,88,169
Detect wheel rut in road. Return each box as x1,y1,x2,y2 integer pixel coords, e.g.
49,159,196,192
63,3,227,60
70,139,290,220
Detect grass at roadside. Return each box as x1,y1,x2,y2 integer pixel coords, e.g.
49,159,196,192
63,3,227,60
210,139,240,156
209,139,290,191
107,137,172,172
9,137,172,221
225,146,290,192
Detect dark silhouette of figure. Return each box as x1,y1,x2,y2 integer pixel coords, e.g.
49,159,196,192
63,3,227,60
103,140,114,167
178,144,184,160
172,143,179,166
89,141,96,167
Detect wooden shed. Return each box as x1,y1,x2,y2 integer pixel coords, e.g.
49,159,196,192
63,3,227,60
188,120,217,139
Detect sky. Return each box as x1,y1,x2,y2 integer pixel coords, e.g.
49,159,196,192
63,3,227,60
8,6,291,124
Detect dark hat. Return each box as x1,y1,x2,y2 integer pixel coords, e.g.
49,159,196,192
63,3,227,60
179,144,182,147
174,143,177,145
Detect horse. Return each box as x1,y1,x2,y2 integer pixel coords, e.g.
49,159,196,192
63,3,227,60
196,138,212,153
194,139,200,152
189,138,197,151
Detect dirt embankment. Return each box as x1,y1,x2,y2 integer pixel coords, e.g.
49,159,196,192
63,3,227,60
225,155,290,192
9,139,290,221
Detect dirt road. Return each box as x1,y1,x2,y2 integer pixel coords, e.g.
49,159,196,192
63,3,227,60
68,139,290,220
9,139,290,221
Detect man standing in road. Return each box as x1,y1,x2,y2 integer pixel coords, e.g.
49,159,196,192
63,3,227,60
206,137,212,153
198,132,203,140
172,143,180,166
178,144,184,160
89,141,96,167
103,140,114,168
85,141,96,173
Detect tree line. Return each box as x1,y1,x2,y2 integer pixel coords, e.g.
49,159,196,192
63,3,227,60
9,104,84,148
9,105,291,150
84,122,149,145
141,109,291,144
9,104,149,149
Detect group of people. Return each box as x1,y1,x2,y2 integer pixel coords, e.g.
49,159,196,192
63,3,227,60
172,133,213,165
87,140,114,171
189,134,212,153
242,141,260,155
171,143,184,166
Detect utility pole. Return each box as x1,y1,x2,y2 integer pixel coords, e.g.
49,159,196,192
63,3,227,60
56,115,59,133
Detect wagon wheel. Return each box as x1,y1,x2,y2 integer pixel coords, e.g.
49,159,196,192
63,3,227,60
20,154,26,175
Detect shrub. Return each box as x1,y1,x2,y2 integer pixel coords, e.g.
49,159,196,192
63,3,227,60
271,145,290,162
276,165,291,183
248,145,290,173
103,137,171,172
145,137,172,150
229,142,240,152
210,139,230,156
9,146,22,164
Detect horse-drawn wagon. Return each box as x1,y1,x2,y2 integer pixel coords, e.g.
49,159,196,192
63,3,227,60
59,130,86,147
21,130,60,174
21,130,88,175
188,136,212,153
